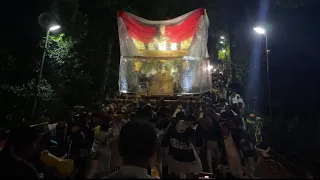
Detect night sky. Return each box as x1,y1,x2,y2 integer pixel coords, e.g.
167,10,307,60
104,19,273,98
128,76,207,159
2,1,320,118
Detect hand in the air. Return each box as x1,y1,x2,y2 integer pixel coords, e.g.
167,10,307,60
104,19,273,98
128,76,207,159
261,147,271,157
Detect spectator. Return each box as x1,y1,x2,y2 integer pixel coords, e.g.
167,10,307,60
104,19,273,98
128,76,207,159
108,114,126,173
104,121,158,179
0,126,43,178
201,112,222,173
87,116,112,178
167,114,202,179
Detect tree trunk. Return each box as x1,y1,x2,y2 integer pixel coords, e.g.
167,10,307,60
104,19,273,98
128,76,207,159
103,26,116,98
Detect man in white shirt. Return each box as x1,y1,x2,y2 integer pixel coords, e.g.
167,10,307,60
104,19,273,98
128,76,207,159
228,91,245,107
104,121,158,179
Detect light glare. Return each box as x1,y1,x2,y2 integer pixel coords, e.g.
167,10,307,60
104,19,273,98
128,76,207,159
159,41,167,50
49,25,61,31
171,43,177,50
220,36,225,39
253,27,266,34
220,41,224,44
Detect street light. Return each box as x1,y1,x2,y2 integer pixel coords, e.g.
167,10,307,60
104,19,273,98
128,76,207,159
220,41,224,44
253,27,266,35
32,24,61,119
39,24,61,89
253,26,272,121
220,36,225,39
222,49,226,53
49,25,61,31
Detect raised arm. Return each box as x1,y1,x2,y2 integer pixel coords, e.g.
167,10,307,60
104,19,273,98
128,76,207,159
220,122,245,178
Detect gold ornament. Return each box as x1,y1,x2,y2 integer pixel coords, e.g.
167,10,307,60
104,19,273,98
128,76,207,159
134,61,143,72
182,61,189,70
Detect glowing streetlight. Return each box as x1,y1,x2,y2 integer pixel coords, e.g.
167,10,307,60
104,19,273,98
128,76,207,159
49,25,61,31
253,26,272,121
33,24,61,118
220,36,225,39
253,27,266,34
220,41,224,44
222,49,226,53
39,24,61,83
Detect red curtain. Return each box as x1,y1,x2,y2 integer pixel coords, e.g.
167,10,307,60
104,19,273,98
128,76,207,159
118,8,205,43
165,8,205,43
118,11,157,43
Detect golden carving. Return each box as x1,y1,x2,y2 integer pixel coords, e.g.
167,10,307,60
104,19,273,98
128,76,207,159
181,37,193,50
131,24,194,57
137,50,188,57
132,38,145,50
182,61,189,70
148,43,155,50
149,68,174,95
134,61,143,72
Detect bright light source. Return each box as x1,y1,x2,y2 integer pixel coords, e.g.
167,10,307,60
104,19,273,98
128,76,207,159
49,25,61,31
220,41,224,44
253,27,266,34
159,41,167,50
222,49,226,53
219,71,223,74
207,65,213,71
213,68,217,72
220,36,225,39
171,43,177,50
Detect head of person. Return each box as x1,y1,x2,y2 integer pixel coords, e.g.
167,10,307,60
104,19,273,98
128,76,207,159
158,98,165,107
176,111,186,121
158,106,170,119
183,114,197,127
230,90,237,97
100,115,112,132
4,126,42,160
148,117,158,128
142,96,150,106
118,121,157,169
75,113,90,129
112,114,124,124
143,104,154,118
254,157,290,178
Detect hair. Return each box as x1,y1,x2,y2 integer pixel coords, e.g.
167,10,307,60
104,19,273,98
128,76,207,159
158,106,169,118
100,115,112,132
119,121,157,160
185,114,197,123
176,111,186,120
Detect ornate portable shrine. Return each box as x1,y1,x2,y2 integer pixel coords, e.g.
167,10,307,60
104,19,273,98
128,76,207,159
117,8,212,96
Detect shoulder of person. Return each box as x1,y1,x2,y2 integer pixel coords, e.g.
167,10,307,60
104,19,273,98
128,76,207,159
1,156,39,178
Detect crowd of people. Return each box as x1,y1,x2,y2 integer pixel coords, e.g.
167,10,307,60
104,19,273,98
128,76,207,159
0,73,306,179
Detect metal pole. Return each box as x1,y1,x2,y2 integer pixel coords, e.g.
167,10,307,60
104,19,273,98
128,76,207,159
32,30,50,119
265,34,272,122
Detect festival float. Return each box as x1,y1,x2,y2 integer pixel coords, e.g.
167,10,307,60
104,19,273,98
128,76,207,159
116,8,212,102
